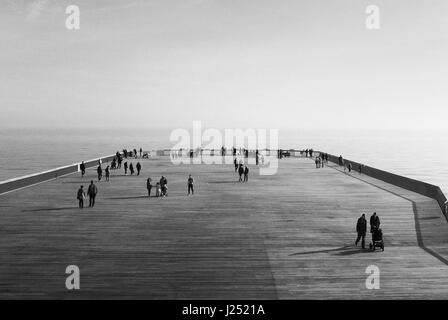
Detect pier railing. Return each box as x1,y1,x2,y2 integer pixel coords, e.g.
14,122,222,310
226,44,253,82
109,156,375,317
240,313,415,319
0,154,117,195
322,152,448,220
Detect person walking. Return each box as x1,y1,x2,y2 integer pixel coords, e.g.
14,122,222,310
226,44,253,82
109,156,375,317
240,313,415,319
136,162,141,176
234,158,238,172
139,148,142,158
238,164,244,182
187,174,194,195
370,212,380,233
129,163,134,175
355,214,367,249
87,181,98,208
105,166,110,181
80,161,86,178
77,185,85,209
124,161,128,175
146,178,152,197
97,164,102,181
243,166,249,182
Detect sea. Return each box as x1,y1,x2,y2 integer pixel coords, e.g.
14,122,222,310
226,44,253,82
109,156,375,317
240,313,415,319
0,127,447,195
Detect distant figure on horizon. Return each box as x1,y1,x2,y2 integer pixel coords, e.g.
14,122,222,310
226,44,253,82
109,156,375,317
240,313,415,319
338,155,343,166
187,174,194,195
87,181,98,208
129,163,134,175
146,178,152,197
139,148,142,158
105,166,110,181
124,161,128,175
355,214,367,249
97,164,102,181
77,185,85,209
244,166,249,182
347,162,352,173
80,161,86,178
136,162,141,176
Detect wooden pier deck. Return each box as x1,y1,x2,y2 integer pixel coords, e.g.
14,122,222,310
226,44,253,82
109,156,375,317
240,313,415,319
1,156,448,299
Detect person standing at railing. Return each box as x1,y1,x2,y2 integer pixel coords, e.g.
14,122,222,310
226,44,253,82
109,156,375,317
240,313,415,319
80,161,86,178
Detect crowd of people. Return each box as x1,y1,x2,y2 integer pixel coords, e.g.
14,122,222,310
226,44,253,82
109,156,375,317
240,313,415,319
76,147,199,208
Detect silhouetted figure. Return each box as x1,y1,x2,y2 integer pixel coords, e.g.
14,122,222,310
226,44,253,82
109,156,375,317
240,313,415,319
355,214,367,249
80,161,86,178
348,162,352,173
187,174,194,195
370,212,380,233
129,163,134,175
255,150,259,165
139,148,142,157
234,158,238,172
97,165,102,181
338,155,343,166
105,166,110,181
124,161,128,175
238,165,244,182
77,185,85,209
358,164,363,175
118,156,122,169
243,166,249,182
146,178,152,197
87,181,98,208
136,162,141,176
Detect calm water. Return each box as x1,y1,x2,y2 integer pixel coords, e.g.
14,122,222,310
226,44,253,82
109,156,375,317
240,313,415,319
0,128,447,194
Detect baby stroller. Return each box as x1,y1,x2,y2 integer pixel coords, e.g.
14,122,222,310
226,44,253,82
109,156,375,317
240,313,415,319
369,227,384,251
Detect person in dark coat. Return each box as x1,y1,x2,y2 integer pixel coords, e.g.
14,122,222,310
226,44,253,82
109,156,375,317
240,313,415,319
129,163,134,175
77,185,85,209
243,166,249,182
187,174,194,195
234,158,238,172
136,162,141,176
238,165,244,182
80,161,86,178
97,165,102,181
355,214,367,249
139,148,142,157
87,181,98,208
124,161,128,175
370,212,380,233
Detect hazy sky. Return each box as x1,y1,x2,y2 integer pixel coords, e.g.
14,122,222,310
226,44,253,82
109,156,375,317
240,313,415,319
1,0,448,130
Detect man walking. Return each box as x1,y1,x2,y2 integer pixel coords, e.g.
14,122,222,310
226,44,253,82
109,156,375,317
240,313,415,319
238,164,244,182
370,212,380,233
77,185,85,209
124,161,128,175
87,180,98,208
243,165,249,182
187,174,194,195
97,164,102,181
355,214,367,249
136,162,142,176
